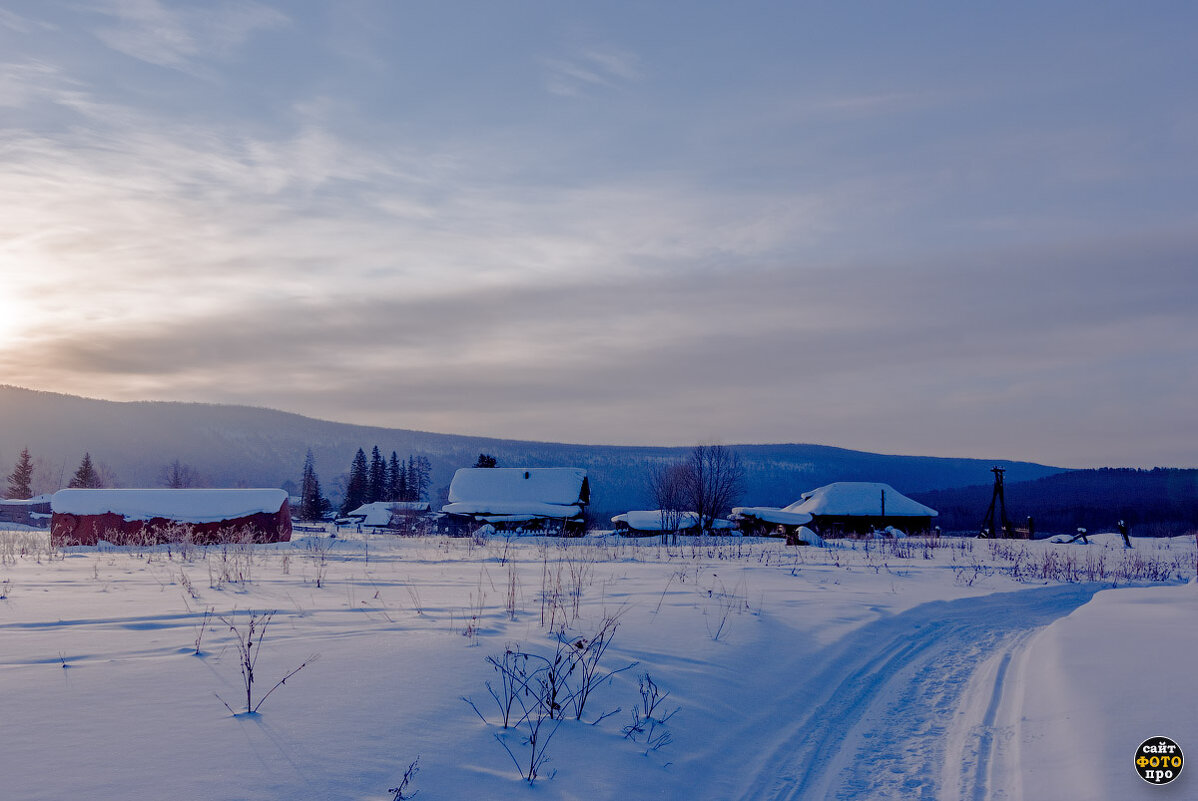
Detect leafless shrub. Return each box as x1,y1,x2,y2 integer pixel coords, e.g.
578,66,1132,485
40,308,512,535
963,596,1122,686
466,616,634,783
215,610,318,715
563,550,595,622
473,646,564,783
540,555,565,631
463,583,486,645
178,568,198,600
564,614,633,721
622,673,679,752
193,605,214,655
388,756,420,800
305,537,330,588
404,580,425,616
952,554,993,586
702,574,748,641
505,562,520,621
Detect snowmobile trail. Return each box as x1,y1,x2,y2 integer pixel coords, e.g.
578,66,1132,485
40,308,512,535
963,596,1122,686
737,584,1101,801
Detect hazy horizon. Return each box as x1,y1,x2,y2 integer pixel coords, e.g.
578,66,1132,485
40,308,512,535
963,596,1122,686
2,3,1195,469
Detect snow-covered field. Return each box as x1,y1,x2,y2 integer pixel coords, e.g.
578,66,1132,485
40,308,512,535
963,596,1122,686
0,529,1194,800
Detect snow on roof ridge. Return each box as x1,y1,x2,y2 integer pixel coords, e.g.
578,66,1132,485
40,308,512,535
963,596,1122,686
786,482,937,517
51,488,288,523
447,467,587,507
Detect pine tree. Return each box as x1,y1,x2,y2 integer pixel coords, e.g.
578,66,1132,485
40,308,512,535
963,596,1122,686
474,453,498,468
299,450,329,521
388,451,402,502
6,447,34,499
367,446,386,504
413,455,431,501
406,455,417,502
68,452,103,489
340,448,369,516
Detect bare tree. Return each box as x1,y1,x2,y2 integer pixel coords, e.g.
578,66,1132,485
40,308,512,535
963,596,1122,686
29,455,59,497
647,461,689,533
682,444,745,533
161,459,200,488
646,444,745,533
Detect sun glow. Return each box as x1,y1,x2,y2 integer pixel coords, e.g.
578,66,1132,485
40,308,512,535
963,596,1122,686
0,291,32,343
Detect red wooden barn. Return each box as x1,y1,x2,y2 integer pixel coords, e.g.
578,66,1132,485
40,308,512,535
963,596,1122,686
50,489,292,546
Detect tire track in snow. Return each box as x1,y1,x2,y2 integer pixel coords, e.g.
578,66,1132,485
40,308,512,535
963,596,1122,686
968,649,1015,801
737,584,1101,801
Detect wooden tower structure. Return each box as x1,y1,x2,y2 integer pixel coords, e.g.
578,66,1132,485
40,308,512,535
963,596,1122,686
979,466,1014,539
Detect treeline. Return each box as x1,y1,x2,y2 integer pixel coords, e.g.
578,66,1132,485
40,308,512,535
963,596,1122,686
5,447,117,497
912,468,1198,536
335,447,431,517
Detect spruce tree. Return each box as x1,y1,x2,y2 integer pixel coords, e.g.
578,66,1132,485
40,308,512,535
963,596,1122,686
340,448,369,516
474,453,498,468
367,446,386,504
299,449,329,521
388,451,402,502
6,447,34,499
413,456,431,501
68,452,103,489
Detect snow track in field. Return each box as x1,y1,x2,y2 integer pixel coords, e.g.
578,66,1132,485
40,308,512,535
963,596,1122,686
738,584,1102,801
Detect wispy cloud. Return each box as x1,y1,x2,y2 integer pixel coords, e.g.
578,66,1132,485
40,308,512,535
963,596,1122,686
0,8,58,34
86,0,287,73
542,44,640,97
2,3,1195,466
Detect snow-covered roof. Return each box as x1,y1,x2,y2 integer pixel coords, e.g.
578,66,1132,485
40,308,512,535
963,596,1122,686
444,501,581,519
0,494,53,506
783,483,937,518
612,510,701,531
610,510,735,531
448,468,587,505
51,489,288,523
730,506,814,526
346,501,431,526
444,468,587,519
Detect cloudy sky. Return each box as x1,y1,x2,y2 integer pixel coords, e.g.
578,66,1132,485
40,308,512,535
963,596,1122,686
1,1,1195,467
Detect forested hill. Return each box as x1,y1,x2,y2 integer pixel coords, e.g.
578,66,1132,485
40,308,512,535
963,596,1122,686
0,385,1065,516
912,468,1198,536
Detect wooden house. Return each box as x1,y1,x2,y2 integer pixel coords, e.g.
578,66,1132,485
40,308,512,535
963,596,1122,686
441,467,589,535
783,482,938,537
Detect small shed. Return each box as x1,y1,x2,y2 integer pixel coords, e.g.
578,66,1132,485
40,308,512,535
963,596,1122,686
785,482,937,537
0,494,53,527
610,510,736,536
343,501,434,532
51,489,292,546
442,468,589,535
729,505,815,542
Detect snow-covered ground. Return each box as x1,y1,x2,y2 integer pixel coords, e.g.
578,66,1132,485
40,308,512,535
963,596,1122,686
0,529,1193,800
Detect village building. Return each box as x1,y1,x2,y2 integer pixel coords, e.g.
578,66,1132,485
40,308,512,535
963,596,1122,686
755,481,938,538
610,510,736,536
0,494,53,528
729,505,816,542
50,488,292,546
441,467,589,535
340,500,435,533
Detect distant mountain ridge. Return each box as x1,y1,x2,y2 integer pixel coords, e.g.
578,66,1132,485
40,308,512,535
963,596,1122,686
0,385,1066,517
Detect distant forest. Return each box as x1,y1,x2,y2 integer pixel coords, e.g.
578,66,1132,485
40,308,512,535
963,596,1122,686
912,468,1198,537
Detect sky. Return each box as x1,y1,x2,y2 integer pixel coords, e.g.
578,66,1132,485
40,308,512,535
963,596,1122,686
0,1,1195,468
